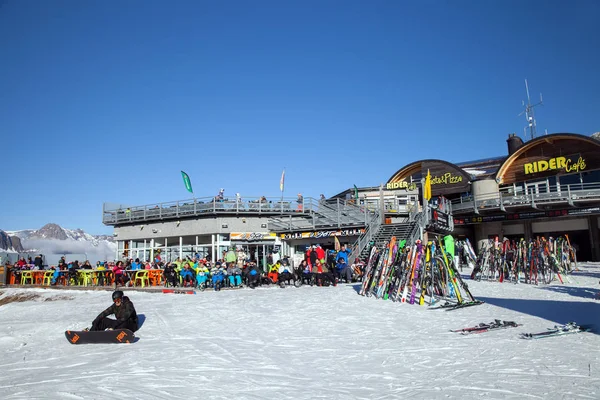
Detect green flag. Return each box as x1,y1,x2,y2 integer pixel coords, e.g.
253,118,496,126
353,184,359,200
181,171,193,193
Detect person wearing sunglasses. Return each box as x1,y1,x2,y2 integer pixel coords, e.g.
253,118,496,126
90,290,139,332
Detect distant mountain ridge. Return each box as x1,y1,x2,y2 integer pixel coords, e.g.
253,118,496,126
0,230,24,252
5,223,114,248
1,224,116,263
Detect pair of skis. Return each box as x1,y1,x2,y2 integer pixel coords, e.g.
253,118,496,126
451,319,521,335
520,322,592,339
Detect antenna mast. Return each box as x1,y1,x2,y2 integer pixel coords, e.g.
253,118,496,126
518,79,543,140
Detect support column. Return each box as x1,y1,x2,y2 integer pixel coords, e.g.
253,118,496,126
179,236,183,260
523,220,533,242
588,216,600,262
211,234,216,263
379,184,385,224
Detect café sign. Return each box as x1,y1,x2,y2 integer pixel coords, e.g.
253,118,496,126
524,155,586,175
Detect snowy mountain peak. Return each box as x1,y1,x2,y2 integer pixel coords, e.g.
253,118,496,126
0,230,25,252
31,223,69,241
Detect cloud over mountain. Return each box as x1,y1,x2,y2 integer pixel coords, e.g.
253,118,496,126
2,223,116,264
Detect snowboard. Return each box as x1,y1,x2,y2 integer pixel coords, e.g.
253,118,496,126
65,328,135,344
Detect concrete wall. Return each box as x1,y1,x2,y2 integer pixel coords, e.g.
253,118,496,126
502,223,525,236
532,218,588,233
472,179,499,200
114,216,272,241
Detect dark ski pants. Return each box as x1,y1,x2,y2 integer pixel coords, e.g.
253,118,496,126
336,267,353,283
279,271,294,285
316,272,336,286
92,317,137,332
164,273,178,287
247,275,260,288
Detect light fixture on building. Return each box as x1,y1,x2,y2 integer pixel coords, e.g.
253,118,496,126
152,229,158,234
140,225,144,230
176,221,181,226
242,218,246,223
221,224,228,228
113,233,118,237
261,223,267,228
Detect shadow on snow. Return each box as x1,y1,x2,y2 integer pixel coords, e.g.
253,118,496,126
138,313,146,329
537,285,599,300
477,296,600,335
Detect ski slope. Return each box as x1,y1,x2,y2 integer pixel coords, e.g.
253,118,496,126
1,264,600,399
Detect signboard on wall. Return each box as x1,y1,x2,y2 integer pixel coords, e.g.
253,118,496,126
386,160,471,196
428,209,452,231
280,228,365,240
496,134,600,185
230,232,277,241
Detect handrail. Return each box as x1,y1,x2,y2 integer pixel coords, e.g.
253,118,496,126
451,183,600,214
349,209,382,261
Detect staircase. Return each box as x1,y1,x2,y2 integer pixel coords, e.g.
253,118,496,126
268,198,371,231
357,222,416,260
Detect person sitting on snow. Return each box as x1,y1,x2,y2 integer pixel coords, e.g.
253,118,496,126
246,263,261,289
90,290,138,332
297,259,312,285
267,261,280,284
227,263,243,287
180,262,195,287
163,262,178,287
335,257,353,283
278,260,295,286
211,263,226,291
196,262,210,287
315,260,336,287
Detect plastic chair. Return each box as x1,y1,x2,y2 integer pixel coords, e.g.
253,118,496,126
34,271,45,285
42,271,54,286
148,270,162,286
133,270,150,287
79,270,94,287
21,271,34,285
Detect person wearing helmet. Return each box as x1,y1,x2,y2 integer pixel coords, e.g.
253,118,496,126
90,290,138,332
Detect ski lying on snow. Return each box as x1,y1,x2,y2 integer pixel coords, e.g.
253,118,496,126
429,300,485,311
520,322,592,339
451,320,521,335
162,289,196,294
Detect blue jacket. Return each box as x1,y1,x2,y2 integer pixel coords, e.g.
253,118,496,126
336,249,351,264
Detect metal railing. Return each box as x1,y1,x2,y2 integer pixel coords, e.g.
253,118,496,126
268,197,375,232
104,195,375,228
451,182,600,214
349,209,382,261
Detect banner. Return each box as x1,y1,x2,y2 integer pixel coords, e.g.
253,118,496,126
181,171,193,193
280,169,285,192
424,169,432,201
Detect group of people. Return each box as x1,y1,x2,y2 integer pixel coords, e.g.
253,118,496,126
7,243,365,290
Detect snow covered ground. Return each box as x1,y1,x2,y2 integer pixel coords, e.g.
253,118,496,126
1,265,600,399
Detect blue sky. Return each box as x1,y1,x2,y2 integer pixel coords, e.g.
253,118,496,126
1,0,599,234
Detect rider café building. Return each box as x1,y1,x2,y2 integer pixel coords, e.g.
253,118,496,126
104,132,600,266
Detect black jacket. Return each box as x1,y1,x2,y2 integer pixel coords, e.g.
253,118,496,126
96,296,138,331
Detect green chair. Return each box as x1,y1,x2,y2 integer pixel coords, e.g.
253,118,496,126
42,270,55,286
21,271,34,285
133,270,150,288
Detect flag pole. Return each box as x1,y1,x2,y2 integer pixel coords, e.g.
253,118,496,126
280,168,285,204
